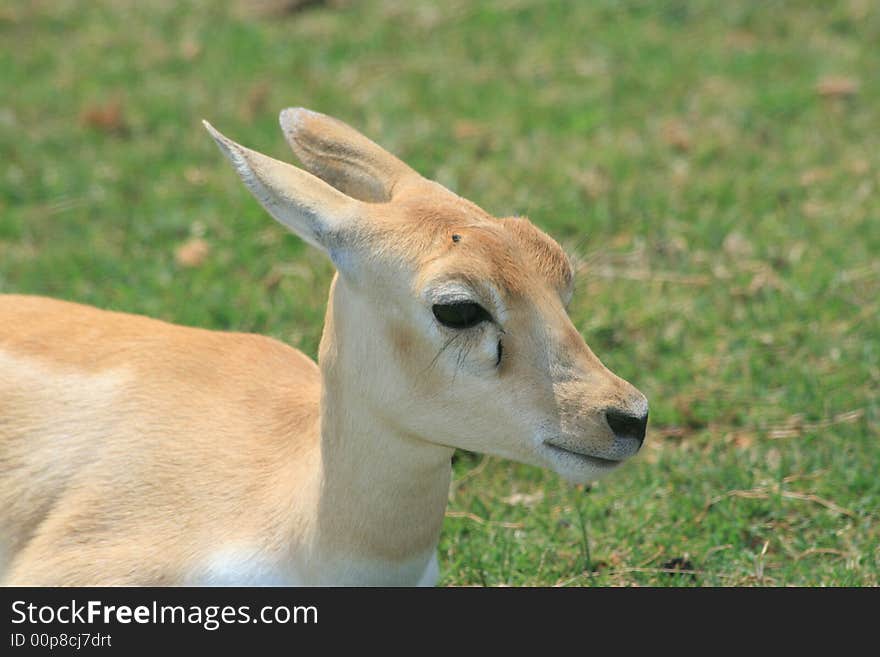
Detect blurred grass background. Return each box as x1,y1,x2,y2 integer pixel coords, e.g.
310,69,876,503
1,0,877,585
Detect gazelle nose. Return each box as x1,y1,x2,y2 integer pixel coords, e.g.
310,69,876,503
605,408,648,448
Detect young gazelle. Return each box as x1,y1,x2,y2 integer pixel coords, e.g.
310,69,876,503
0,109,648,586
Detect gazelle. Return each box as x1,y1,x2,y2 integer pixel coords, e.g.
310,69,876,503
0,108,648,586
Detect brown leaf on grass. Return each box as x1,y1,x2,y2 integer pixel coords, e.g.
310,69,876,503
726,431,756,450
847,158,870,176
184,167,208,186
242,81,271,121
660,119,691,152
453,120,495,158
175,238,210,268
0,6,21,23
815,75,860,98
179,37,202,61
453,120,487,140
609,232,633,249
799,167,832,186
80,100,129,136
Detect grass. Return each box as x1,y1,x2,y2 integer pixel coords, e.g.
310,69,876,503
1,0,878,586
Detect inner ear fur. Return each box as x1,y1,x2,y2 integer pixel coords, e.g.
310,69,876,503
204,119,366,255
279,107,420,203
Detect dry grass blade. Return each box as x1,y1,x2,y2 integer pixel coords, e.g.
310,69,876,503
704,544,734,560
795,547,851,561
780,492,856,518
638,547,665,567
444,510,524,529
767,409,865,439
815,75,860,97
696,482,857,523
449,454,489,492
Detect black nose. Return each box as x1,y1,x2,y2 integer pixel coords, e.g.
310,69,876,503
605,408,648,447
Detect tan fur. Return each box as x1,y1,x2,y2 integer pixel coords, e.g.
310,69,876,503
0,109,647,585
0,296,321,584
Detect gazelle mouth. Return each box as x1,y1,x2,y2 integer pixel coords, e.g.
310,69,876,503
542,441,622,468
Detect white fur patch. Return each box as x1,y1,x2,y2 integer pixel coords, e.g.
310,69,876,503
188,547,303,587
191,547,439,587
417,552,439,587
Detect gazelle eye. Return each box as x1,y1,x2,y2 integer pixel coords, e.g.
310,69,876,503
432,302,491,329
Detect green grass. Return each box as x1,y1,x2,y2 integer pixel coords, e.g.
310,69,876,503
1,0,878,586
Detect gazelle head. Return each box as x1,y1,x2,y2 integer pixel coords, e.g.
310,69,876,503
205,109,648,484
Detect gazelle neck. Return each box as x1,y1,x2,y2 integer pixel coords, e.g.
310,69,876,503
310,275,453,584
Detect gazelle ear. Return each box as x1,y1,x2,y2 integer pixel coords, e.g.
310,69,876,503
204,120,365,258
279,108,420,203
